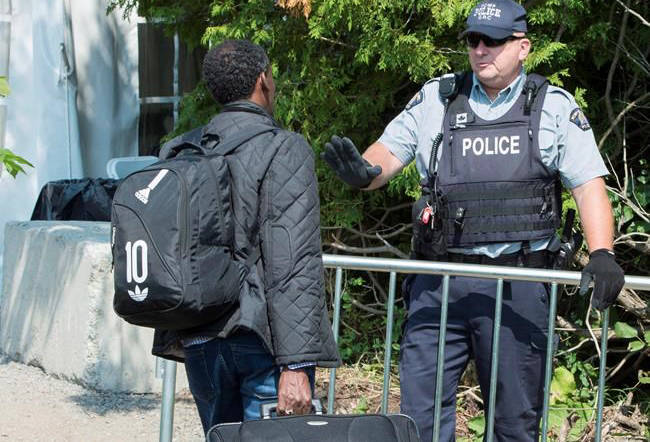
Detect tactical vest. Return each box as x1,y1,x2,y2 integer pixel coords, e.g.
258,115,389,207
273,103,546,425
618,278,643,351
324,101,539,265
432,73,561,249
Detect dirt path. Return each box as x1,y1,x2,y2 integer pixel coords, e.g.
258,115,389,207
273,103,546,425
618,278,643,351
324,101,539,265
0,358,397,442
0,357,203,441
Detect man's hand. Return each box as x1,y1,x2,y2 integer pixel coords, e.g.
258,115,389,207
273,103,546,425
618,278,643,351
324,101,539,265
579,249,625,310
321,135,382,189
276,369,312,416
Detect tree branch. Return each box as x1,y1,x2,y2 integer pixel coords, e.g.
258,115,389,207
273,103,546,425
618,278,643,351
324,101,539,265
604,3,630,151
350,298,385,316
366,271,388,303
326,241,407,258
375,232,409,259
341,223,411,240
616,0,650,27
599,92,650,151
318,36,357,49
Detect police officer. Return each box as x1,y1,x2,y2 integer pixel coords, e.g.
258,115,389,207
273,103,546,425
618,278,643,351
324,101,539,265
322,0,625,440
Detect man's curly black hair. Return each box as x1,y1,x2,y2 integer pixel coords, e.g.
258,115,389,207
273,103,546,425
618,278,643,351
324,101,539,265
203,39,270,105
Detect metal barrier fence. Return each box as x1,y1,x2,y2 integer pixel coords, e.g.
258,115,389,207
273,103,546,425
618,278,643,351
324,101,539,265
157,254,650,442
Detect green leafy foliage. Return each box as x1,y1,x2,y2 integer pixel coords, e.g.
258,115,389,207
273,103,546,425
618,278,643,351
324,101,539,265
639,370,650,385
334,274,405,365
546,353,599,438
0,148,34,178
550,366,576,405
467,414,485,438
615,321,639,339
0,77,33,178
352,396,369,413
0,76,9,97
614,322,648,352
628,340,645,352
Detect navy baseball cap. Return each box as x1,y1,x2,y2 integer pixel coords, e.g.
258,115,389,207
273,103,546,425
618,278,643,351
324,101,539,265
460,0,528,39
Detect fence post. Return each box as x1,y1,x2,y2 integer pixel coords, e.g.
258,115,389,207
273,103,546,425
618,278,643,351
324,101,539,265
595,308,610,442
485,279,504,442
541,282,559,441
159,359,177,442
381,272,397,413
327,267,344,413
432,274,450,442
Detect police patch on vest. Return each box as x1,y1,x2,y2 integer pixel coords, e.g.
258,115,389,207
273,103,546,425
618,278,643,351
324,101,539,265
405,90,424,110
570,107,591,131
461,135,521,156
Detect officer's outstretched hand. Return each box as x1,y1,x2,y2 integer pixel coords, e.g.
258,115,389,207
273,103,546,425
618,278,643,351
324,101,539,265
579,249,625,311
321,135,382,189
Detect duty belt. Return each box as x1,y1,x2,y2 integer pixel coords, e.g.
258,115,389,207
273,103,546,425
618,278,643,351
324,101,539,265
442,250,551,268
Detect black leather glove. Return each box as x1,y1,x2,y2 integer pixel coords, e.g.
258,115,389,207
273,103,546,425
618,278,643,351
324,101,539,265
321,135,382,189
579,248,625,311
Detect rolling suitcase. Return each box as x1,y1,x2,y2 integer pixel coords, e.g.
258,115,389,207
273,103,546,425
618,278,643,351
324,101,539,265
206,400,420,442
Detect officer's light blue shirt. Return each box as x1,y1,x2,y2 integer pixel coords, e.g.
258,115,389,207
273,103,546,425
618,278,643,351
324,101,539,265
378,70,609,257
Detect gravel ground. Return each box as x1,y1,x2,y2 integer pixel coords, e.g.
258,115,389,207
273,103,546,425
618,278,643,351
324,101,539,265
0,356,204,441
0,356,397,442
3,355,646,441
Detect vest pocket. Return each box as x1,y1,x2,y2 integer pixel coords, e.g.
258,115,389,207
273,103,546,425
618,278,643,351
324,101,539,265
448,134,455,176
411,194,447,258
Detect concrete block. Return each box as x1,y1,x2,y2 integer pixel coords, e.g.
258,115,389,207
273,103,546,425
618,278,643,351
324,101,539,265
0,221,188,393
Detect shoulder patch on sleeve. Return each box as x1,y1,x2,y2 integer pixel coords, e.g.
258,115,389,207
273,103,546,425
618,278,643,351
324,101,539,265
569,107,591,131
405,90,424,110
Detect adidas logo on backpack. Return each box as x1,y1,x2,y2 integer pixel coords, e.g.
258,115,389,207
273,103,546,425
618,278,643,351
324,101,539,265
128,285,148,302
111,125,275,329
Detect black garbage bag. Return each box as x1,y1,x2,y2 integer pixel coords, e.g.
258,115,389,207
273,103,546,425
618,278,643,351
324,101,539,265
31,178,120,221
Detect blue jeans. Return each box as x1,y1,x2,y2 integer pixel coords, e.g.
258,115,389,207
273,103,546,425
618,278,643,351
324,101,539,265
183,331,314,434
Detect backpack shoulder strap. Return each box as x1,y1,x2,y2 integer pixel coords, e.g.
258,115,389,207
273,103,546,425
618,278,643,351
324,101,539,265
208,125,278,157
158,126,206,159
159,124,277,160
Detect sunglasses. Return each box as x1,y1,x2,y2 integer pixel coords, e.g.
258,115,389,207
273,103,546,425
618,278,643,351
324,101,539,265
465,33,521,49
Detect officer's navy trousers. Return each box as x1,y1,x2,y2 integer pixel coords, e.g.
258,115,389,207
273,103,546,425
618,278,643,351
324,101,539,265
399,274,552,442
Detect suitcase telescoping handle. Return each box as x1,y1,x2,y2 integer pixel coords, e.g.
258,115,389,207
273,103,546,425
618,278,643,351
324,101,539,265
260,399,324,419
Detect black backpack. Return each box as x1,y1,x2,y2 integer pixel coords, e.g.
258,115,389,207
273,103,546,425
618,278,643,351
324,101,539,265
111,125,275,329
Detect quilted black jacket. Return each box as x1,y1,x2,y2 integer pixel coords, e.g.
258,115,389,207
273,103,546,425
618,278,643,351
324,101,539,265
152,101,340,368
